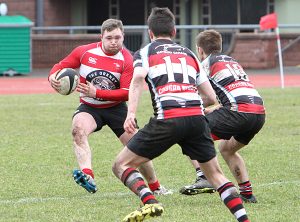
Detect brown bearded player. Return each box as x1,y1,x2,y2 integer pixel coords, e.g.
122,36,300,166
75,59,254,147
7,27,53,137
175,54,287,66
48,18,171,195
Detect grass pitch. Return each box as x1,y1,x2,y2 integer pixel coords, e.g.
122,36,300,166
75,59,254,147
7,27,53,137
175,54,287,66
0,87,299,222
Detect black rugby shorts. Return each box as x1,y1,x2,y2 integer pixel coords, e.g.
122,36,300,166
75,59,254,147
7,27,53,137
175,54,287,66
206,107,265,145
127,115,216,163
73,102,127,137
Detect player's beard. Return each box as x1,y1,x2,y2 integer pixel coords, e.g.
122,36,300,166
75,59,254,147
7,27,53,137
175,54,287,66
103,44,121,55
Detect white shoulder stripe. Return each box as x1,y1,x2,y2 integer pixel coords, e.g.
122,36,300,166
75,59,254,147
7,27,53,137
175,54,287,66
212,69,232,82
230,87,261,97
140,44,150,71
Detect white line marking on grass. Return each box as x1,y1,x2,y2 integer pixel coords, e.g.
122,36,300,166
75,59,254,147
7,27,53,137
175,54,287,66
0,192,132,205
257,180,300,187
37,102,71,106
1,180,299,205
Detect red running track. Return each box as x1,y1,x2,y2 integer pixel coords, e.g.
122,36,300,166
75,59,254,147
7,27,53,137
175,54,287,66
0,74,299,95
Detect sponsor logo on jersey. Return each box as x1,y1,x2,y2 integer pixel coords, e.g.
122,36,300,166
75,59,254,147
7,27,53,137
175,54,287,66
215,55,234,63
113,62,120,69
86,70,120,101
88,57,97,65
86,70,119,89
155,44,187,55
158,84,196,95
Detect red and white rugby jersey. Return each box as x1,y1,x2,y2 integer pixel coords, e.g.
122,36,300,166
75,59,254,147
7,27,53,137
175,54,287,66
134,39,208,119
201,54,265,114
49,42,133,108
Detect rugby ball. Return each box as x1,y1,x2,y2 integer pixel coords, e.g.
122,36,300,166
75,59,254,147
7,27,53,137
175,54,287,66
55,68,79,95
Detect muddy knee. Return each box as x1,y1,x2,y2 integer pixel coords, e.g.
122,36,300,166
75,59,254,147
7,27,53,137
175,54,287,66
72,125,87,146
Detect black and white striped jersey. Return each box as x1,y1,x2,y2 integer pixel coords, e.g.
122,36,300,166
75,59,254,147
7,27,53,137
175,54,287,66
201,54,265,114
134,39,208,119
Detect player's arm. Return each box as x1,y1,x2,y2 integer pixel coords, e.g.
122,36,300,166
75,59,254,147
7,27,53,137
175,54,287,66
48,69,61,92
93,71,132,101
77,67,132,100
197,74,221,114
196,62,218,108
197,81,220,114
197,81,218,107
93,50,134,101
124,66,147,134
48,46,82,91
203,103,222,115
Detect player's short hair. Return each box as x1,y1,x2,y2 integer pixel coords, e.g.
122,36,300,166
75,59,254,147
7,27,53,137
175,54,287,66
101,19,124,34
147,7,175,37
196,30,222,54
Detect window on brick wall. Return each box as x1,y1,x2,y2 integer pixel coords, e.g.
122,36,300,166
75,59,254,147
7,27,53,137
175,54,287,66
87,0,109,33
211,0,237,24
240,0,267,24
268,0,275,14
207,0,269,25
119,0,144,25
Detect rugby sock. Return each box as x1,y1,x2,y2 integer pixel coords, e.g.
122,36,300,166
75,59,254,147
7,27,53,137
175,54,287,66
211,133,220,141
239,181,253,198
148,180,160,192
217,182,250,222
82,168,94,179
121,168,158,205
196,167,205,178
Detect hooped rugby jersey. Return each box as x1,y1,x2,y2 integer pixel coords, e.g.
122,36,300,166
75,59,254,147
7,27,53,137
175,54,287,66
49,42,133,108
133,39,208,119
201,54,265,114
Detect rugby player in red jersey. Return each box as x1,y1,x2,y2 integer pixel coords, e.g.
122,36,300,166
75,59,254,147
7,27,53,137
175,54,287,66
180,30,265,204
112,8,250,222
49,19,171,195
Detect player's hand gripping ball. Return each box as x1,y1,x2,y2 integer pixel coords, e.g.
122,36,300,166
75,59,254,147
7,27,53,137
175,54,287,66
55,68,79,95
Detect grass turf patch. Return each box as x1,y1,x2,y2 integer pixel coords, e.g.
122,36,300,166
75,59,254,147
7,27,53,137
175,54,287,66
0,87,299,221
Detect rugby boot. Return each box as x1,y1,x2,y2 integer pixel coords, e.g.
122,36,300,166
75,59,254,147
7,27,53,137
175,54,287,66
179,176,216,195
122,203,164,222
73,169,97,193
153,185,173,195
240,194,258,203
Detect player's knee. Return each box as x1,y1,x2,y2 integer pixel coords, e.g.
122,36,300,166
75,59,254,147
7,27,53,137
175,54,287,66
72,125,87,144
219,146,232,157
218,140,234,155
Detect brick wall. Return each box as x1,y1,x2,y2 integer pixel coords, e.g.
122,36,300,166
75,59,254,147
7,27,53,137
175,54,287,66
43,0,71,26
281,34,300,66
230,33,277,69
5,0,70,26
5,0,36,21
32,33,300,69
228,33,300,68
32,34,100,68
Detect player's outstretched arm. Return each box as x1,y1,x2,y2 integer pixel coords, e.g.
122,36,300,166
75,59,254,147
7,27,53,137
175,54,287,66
124,67,147,134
